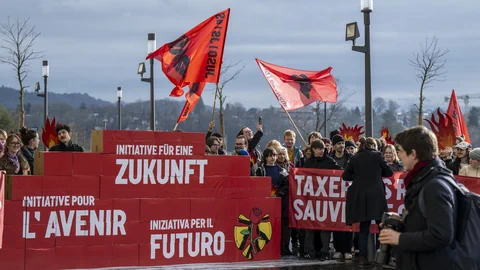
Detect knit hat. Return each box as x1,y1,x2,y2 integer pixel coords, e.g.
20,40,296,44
332,134,345,146
236,149,249,156
345,140,356,148
469,148,480,161
455,142,470,150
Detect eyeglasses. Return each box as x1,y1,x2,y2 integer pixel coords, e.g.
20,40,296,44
10,142,21,146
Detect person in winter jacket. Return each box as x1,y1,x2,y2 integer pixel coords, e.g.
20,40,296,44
276,146,294,172
330,135,354,261
380,126,457,270
459,147,480,178
303,139,342,261
205,121,226,155
284,129,304,167
19,127,39,175
447,141,470,175
237,120,263,167
49,124,85,152
255,147,291,256
342,137,393,266
384,144,404,172
345,140,357,155
0,134,30,175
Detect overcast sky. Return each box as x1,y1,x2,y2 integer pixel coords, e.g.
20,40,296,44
1,0,479,111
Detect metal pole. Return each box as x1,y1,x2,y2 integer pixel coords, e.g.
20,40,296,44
118,96,121,130
363,10,372,137
324,102,327,137
150,58,155,131
44,76,48,126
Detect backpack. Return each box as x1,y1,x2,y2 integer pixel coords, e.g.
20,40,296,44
419,169,480,270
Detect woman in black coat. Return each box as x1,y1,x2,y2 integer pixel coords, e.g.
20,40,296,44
342,137,393,263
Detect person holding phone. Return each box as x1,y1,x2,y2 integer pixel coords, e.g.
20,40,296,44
237,116,264,174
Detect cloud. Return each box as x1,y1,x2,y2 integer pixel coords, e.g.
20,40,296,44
0,0,479,111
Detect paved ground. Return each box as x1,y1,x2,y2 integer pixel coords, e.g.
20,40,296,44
93,256,393,270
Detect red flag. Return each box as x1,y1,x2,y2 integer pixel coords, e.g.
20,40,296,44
447,90,470,143
146,9,230,97
176,82,207,124
256,58,337,111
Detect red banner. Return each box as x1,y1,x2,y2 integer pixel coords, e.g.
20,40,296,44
0,171,4,248
0,131,280,269
289,168,480,231
147,9,230,97
256,58,337,111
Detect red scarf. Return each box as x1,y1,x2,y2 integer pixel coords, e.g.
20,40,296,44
403,160,430,188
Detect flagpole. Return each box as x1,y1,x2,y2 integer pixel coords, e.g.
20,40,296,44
211,84,219,121
281,107,307,146
173,123,179,131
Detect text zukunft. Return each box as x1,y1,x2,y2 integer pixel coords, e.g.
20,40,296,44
116,159,208,185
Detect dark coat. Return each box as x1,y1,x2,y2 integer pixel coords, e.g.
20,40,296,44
49,140,85,152
396,158,456,270
330,150,353,169
342,149,393,224
388,161,404,172
21,146,35,175
447,157,468,175
256,164,289,217
304,155,343,170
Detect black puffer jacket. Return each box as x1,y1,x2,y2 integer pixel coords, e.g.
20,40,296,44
21,146,35,175
49,140,85,152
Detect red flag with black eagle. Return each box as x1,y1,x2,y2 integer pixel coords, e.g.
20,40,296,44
446,89,470,143
256,58,338,111
176,82,207,124
146,8,230,97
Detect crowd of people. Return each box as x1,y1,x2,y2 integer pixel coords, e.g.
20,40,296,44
1,121,478,268
0,124,84,175
201,120,478,268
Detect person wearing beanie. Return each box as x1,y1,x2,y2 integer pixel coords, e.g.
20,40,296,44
459,148,480,178
345,140,357,154
330,134,354,261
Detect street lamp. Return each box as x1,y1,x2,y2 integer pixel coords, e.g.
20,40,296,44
117,87,122,130
103,119,108,130
138,33,156,131
346,0,373,137
35,60,49,126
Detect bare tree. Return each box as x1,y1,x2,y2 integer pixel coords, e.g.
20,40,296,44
213,61,245,149
0,17,42,128
410,36,448,125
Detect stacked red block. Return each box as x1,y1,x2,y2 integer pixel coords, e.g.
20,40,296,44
0,131,281,269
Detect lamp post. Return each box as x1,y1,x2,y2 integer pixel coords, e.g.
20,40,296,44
138,33,156,131
117,87,122,130
346,0,373,137
103,119,108,130
35,60,49,126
